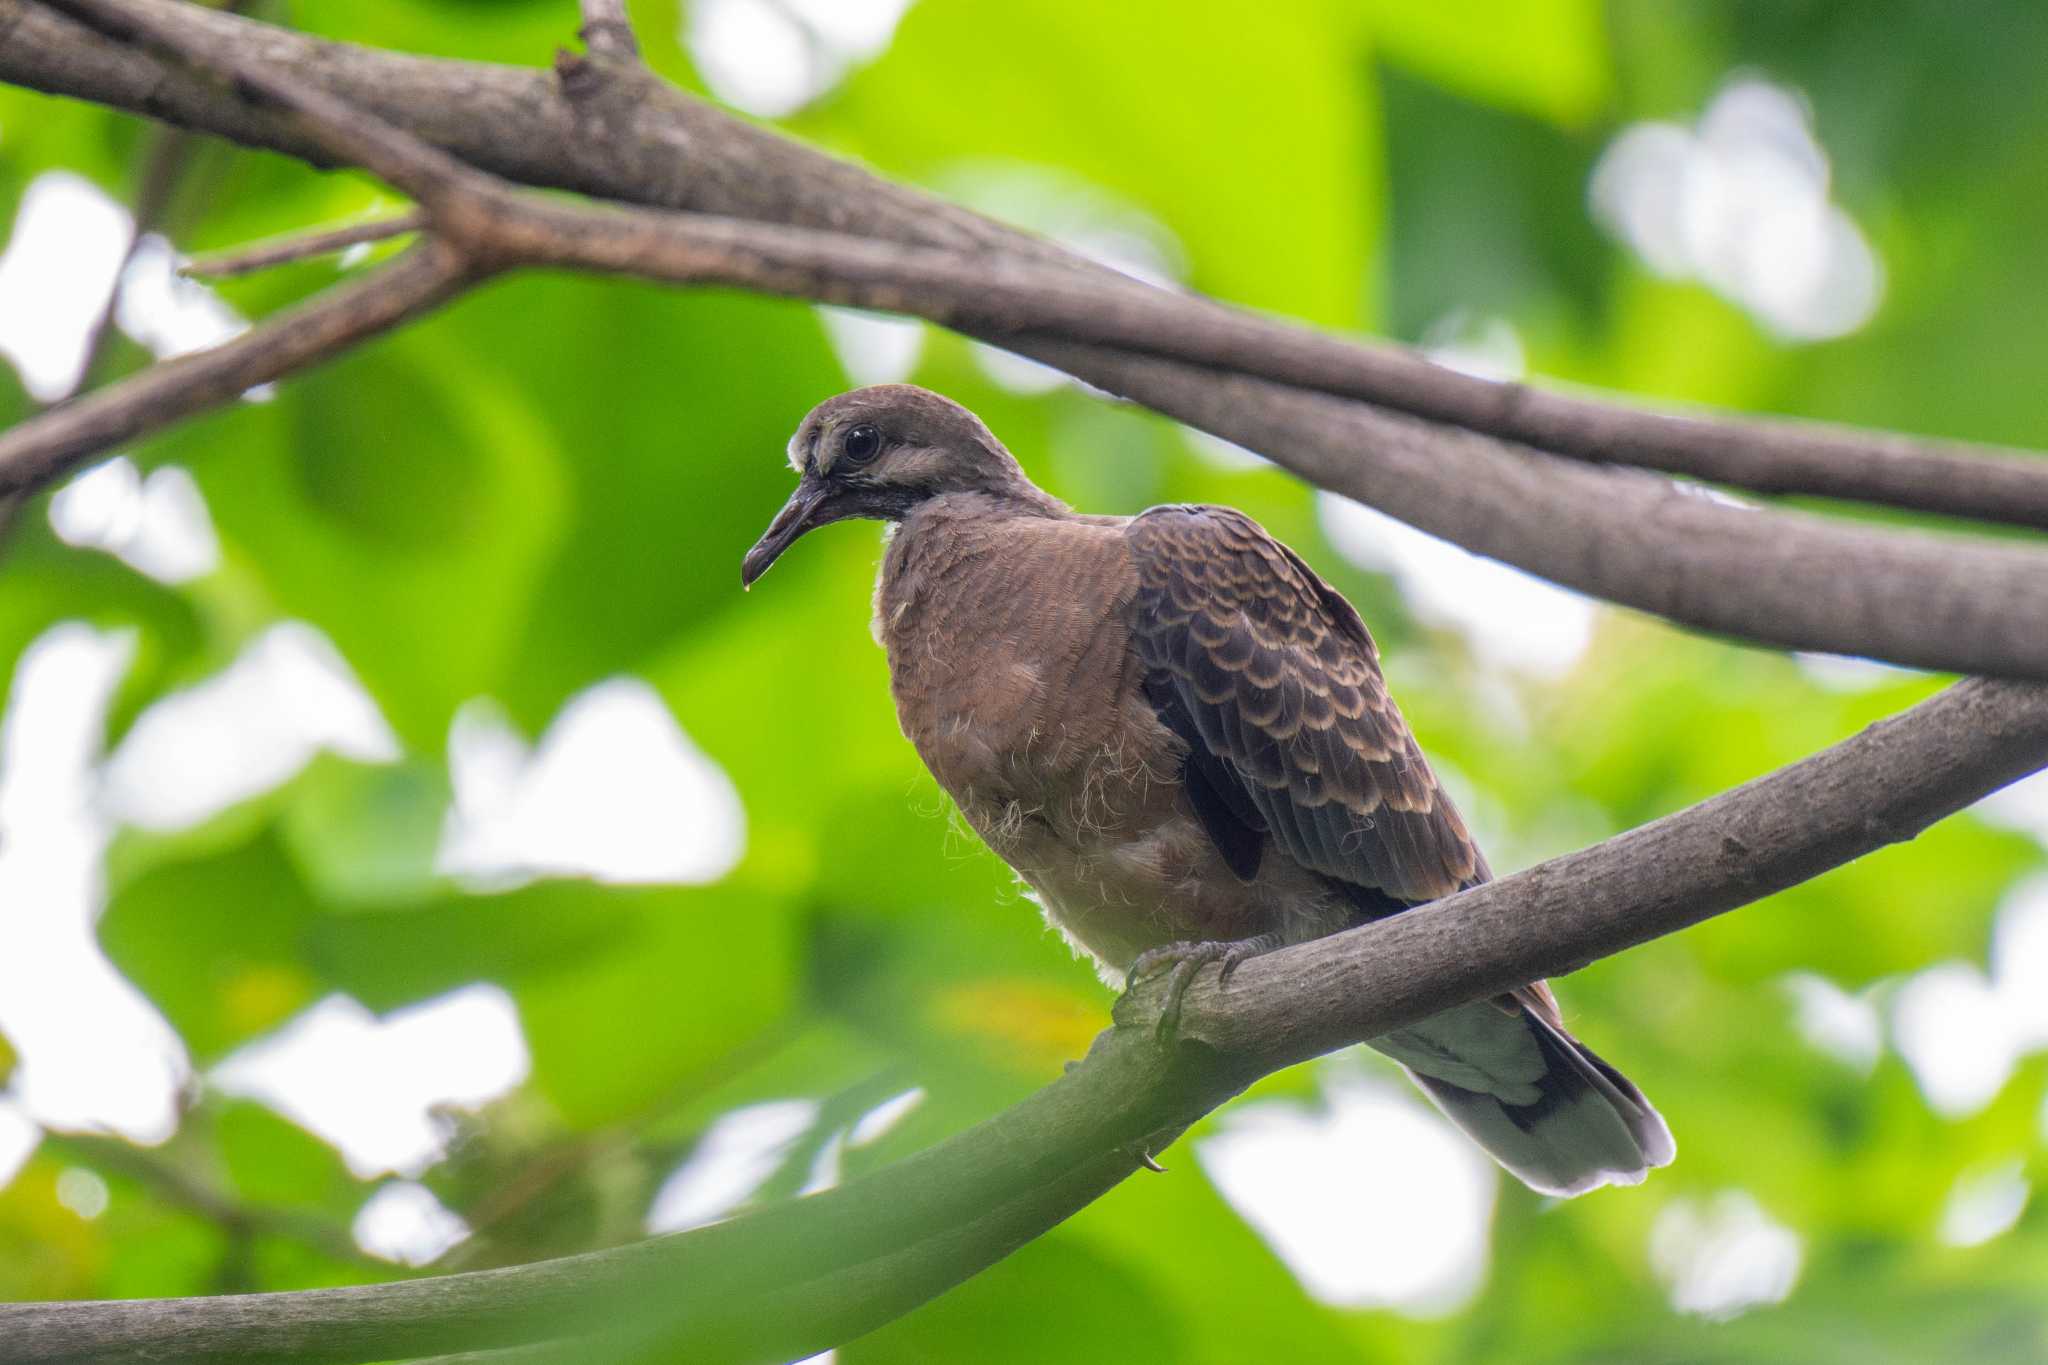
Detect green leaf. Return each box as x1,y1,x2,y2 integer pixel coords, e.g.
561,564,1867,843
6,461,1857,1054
278,755,451,909
308,878,680,1012
214,1098,363,1214
98,829,325,1064
441,279,846,730
811,0,1381,327
1361,0,1613,127
138,312,568,750
510,885,802,1128
0,521,201,745
844,1228,1189,1364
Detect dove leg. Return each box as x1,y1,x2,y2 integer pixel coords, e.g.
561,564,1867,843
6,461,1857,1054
1127,932,1287,1044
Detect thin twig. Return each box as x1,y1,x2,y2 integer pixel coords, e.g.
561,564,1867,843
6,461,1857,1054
181,209,427,277
9,0,2047,530
12,0,2048,685
66,0,264,386
242,194,2048,680
0,238,481,498
73,125,190,387
576,0,637,61
470,202,2048,530
42,1132,376,1268
0,95,195,556
2,8,2047,1363
3,676,2045,1363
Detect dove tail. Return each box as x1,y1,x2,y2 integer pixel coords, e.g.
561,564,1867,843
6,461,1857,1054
1388,999,1675,1198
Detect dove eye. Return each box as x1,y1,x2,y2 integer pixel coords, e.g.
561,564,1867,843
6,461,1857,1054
842,424,882,465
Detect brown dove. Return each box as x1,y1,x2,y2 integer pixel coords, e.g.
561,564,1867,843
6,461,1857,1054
742,384,1673,1196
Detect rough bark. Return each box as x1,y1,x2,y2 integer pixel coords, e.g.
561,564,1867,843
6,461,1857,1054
3,5,2047,1362
4,677,2045,1363
6,0,2046,526
7,0,2048,679
0,238,478,495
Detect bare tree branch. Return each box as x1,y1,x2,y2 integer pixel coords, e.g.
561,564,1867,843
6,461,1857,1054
399,196,2048,679
38,0,495,216
1030,341,2048,680
0,238,479,497
3,676,2044,1364
0,83,192,551
64,0,262,385
180,209,427,277
4,7,2048,1363
43,1132,375,1270
6,0,2048,683
5,0,2046,528
71,125,189,389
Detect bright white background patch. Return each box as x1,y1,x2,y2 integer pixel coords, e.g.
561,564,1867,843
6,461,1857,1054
0,172,249,402
847,1087,924,1147
0,171,131,400
1317,494,1596,679
104,622,400,832
50,457,221,585
1792,652,1915,693
1887,874,2048,1124
1870,864,2048,1121
0,1099,39,1188
1979,770,2048,848
211,985,529,1179
1938,1159,2030,1249
1651,1190,1802,1319
54,1166,111,1220
437,679,745,887
0,624,190,1144
353,1179,472,1265
1591,78,1881,341
115,234,248,365
1196,1072,1495,1314
1891,963,2012,1118
646,1098,821,1234
685,0,914,117
817,306,925,388
1780,971,1883,1073
1421,310,1526,383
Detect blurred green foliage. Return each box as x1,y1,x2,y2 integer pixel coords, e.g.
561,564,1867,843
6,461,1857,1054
3,1,2048,1361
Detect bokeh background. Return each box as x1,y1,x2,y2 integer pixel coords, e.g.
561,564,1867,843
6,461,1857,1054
4,1,2048,1359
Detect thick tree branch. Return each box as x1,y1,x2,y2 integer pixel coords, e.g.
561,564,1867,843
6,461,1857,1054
3,0,2046,683
403,196,2048,679
180,209,426,277
0,238,479,496
1030,342,2048,681
4,9,2048,1361
4,0,2045,529
38,0,497,215
5,676,2046,1363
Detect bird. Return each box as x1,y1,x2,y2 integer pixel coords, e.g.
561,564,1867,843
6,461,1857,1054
742,383,1674,1197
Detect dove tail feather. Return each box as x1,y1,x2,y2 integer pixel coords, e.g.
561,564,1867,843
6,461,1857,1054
1391,1000,1675,1198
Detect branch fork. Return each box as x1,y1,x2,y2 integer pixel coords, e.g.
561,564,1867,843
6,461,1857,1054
3,3,2048,1359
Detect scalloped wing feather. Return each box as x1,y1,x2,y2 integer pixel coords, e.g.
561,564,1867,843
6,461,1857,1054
1128,504,1487,904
